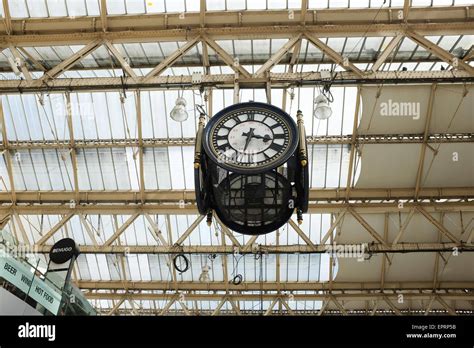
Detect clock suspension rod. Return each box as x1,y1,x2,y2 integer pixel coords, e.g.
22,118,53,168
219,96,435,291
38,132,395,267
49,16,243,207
194,112,207,168
296,110,308,167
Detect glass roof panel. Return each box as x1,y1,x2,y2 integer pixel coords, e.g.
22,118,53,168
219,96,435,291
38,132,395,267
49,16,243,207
145,0,166,12
226,0,246,10
268,0,289,9
46,0,67,17
247,0,267,9
26,0,47,17
165,0,186,13
125,0,146,14
106,0,126,15
8,0,29,18
329,0,349,8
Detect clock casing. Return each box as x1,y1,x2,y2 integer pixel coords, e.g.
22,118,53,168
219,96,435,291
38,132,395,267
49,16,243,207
202,102,299,174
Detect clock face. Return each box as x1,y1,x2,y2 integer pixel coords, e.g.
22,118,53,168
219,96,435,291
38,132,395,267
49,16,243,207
203,102,298,174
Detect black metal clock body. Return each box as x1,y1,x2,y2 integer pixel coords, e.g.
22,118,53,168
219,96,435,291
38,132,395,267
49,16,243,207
196,102,308,235
203,102,299,175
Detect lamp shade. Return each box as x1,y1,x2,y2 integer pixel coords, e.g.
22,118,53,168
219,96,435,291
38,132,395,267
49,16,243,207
170,97,189,122
313,94,332,120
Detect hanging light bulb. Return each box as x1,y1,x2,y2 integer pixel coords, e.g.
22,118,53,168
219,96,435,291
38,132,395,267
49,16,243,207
170,97,188,122
313,94,332,120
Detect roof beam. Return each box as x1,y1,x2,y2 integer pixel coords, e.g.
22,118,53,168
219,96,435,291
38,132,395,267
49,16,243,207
8,45,32,81
36,242,474,255
300,0,308,25
135,90,145,203
330,295,348,315
17,47,46,72
264,298,279,316
100,0,107,32
288,218,317,251
203,35,251,78
414,84,437,200
0,54,463,73
211,296,228,316
13,212,30,245
280,298,294,315
381,213,389,290
392,208,415,245
318,300,329,316
4,201,471,215
304,32,363,77
106,298,125,316
424,295,436,315
0,187,466,203
173,215,205,246
199,0,206,27
40,40,102,81
80,281,474,293
348,208,389,247
0,132,471,150
371,34,404,72
215,214,242,248
0,71,471,93
406,30,474,76
254,35,302,78
201,41,210,73
144,214,169,246
159,295,177,316
35,213,74,245
65,92,80,203
384,296,402,316
436,296,457,316
100,306,469,315
0,99,15,203
103,213,140,247
143,37,200,82
242,235,259,252
2,0,12,35
104,40,137,78
1,7,471,45
403,0,411,22
345,86,361,200
416,206,461,243
320,210,346,245
79,214,99,245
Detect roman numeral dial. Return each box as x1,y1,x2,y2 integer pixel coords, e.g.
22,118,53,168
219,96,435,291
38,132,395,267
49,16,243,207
203,103,298,174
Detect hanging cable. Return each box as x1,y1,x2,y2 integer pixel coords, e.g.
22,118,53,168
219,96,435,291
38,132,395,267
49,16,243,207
232,274,243,285
259,251,263,315
173,253,190,273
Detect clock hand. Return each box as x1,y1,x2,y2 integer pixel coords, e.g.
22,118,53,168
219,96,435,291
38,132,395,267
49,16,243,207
243,128,255,151
242,132,273,143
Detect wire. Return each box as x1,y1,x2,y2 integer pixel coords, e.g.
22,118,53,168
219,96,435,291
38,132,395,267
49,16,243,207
231,274,243,285
258,251,263,315
196,104,207,117
321,83,334,103
173,254,189,273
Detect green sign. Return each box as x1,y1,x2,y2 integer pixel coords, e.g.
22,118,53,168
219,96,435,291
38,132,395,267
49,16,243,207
0,256,62,315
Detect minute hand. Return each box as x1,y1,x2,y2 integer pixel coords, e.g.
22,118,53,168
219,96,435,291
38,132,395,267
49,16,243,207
243,128,255,151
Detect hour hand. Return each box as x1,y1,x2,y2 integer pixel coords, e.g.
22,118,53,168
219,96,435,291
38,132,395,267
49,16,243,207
252,134,273,143
242,132,273,143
